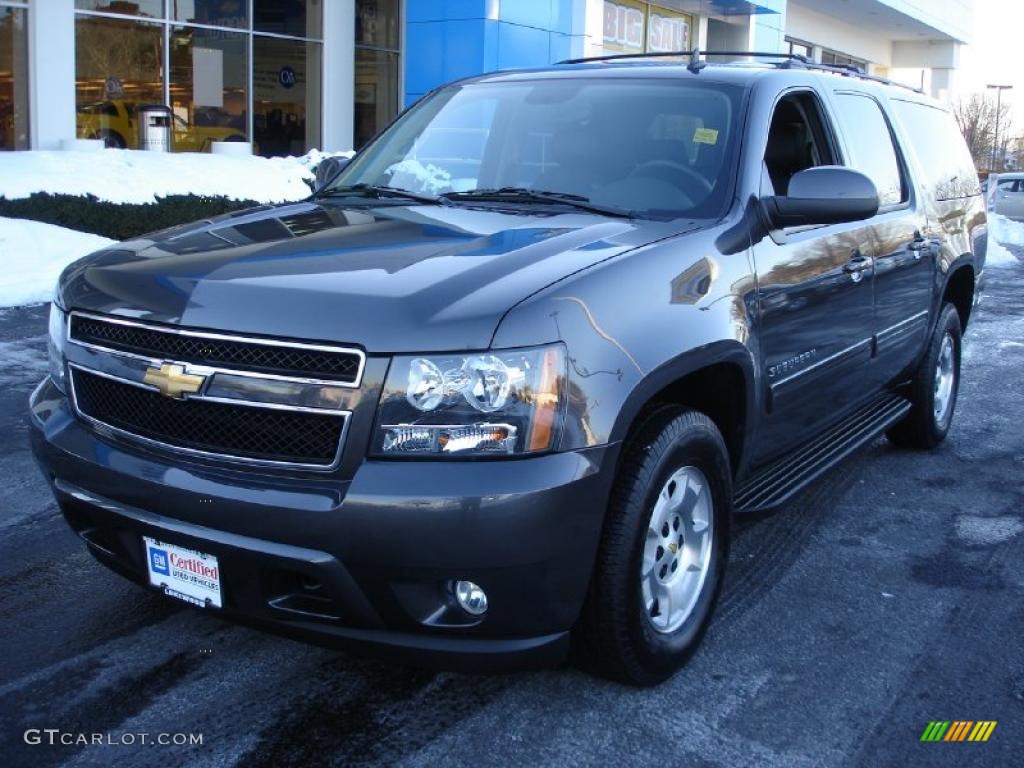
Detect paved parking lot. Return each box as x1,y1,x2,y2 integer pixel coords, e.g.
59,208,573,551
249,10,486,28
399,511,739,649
2,248,1022,768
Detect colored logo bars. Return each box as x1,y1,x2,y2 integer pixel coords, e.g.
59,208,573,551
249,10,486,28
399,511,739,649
920,721,997,742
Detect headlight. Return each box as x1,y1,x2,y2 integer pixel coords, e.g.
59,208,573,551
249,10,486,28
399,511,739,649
373,344,566,457
47,303,67,393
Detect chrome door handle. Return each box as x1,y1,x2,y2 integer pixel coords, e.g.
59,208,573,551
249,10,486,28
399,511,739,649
843,255,872,272
843,253,872,283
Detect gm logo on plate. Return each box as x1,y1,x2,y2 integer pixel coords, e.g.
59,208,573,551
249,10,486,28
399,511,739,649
149,546,170,576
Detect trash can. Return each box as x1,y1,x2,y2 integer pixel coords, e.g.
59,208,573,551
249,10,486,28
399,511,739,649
136,105,172,152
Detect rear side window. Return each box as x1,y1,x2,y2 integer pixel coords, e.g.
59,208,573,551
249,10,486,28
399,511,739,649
832,93,906,207
890,99,981,201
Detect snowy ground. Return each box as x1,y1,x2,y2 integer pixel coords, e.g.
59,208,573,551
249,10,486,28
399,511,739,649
0,148,351,205
0,218,114,307
988,213,1024,266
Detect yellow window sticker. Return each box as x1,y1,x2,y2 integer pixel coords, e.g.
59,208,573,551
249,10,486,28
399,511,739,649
693,128,719,145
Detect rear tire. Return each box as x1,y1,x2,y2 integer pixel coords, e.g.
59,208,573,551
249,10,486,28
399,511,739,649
887,303,962,449
575,407,731,686
91,130,126,149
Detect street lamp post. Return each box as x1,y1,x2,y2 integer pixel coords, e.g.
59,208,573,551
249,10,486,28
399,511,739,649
987,84,1013,172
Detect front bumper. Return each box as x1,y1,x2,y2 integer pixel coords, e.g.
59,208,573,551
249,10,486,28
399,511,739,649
29,378,616,671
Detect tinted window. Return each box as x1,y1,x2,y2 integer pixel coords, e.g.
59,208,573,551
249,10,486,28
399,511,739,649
890,99,981,201
333,79,744,219
997,179,1020,192
833,93,905,207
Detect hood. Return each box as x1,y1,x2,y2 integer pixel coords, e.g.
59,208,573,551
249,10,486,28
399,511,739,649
60,200,693,352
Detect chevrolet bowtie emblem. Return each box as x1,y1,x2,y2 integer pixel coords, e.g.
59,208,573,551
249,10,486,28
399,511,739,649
143,363,205,399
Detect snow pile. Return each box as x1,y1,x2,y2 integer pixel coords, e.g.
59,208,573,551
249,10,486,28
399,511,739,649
988,214,1023,267
0,218,114,307
0,149,350,205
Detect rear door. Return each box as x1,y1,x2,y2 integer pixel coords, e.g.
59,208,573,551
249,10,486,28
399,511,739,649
828,90,933,390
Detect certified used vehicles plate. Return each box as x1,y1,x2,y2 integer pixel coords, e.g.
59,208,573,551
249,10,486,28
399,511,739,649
143,537,223,608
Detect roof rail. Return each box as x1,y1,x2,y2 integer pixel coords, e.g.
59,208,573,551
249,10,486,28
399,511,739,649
557,49,925,94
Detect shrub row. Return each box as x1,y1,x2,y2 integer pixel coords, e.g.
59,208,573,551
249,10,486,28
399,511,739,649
0,193,267,241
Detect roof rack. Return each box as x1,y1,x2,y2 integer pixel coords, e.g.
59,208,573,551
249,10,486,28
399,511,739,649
557,49,925,94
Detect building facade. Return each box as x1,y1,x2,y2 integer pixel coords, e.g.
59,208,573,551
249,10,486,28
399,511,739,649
0,0,972,155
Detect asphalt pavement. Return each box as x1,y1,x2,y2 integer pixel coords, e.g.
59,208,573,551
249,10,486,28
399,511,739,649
1,247,1022,768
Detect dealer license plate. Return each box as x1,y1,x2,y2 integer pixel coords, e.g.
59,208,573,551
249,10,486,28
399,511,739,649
143,537,223,608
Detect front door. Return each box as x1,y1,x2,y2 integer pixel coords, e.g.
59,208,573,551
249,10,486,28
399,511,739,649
751,90,876,465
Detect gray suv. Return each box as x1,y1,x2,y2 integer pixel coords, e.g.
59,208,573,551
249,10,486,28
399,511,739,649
30,53,986,686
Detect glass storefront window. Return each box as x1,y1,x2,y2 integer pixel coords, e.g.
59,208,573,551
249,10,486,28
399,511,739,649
253,35,321,156
170,26,248,151
355,0,400,149
75,15,164,148
0,5,29,150
355,47,398,149
75,0,164,18
356,0,398,49
602,1,691,55
173,0,247,29
254,0,322,40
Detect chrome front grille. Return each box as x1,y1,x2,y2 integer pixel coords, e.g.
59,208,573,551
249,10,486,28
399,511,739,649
65,311,362,469
69,312,365,385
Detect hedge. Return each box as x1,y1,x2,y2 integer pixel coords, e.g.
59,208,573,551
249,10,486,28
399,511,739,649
0,193,269,241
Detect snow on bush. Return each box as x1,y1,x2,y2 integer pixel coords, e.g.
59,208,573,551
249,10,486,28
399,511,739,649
0,149,353,206
0,218,114,307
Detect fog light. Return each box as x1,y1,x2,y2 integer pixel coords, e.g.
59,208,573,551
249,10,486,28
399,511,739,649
453,580,488,616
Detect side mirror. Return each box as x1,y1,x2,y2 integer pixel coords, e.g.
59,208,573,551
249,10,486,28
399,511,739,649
762,166,879,229
314,155,351,192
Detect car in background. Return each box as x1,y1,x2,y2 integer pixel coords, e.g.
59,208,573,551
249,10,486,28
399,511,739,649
991,173,1024,221
76,100,247,151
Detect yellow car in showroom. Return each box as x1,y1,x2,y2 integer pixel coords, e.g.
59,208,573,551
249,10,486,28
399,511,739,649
77,100,247,151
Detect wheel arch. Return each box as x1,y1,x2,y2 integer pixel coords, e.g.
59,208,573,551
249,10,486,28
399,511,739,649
941,260,975,331
609,342,757,478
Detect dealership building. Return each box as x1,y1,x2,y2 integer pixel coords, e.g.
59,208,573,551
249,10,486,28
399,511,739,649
0,0,972,155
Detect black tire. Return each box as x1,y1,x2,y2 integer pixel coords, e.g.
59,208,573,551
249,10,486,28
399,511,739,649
92,130,126,149
887,303,962,449
574,407,731,686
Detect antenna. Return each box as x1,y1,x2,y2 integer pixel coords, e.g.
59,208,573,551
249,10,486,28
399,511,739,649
688,49,706,74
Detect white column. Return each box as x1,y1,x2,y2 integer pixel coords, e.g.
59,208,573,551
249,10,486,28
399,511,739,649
322,0,355,152
28,0,77,149
696,15,709,51
930,68,955,102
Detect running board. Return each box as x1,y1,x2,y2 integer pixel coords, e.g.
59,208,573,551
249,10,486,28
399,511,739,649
735,394,911,513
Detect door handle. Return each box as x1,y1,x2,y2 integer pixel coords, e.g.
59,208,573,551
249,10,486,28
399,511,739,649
908,233,930,259
843,253,872,283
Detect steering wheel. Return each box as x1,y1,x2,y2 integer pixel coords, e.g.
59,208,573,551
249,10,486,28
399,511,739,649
629,160,713,197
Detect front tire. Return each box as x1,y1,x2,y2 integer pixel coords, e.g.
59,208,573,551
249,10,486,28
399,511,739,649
887,303,962,449
575,407,731,686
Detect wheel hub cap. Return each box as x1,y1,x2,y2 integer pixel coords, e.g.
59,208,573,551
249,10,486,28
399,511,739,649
641,466,714,634
933,332,955,427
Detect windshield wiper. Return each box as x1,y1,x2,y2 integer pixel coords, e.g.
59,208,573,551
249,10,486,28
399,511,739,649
442,187,633,218
318,183,442,204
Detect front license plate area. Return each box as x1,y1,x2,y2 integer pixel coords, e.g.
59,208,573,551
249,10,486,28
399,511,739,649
143,536,223,609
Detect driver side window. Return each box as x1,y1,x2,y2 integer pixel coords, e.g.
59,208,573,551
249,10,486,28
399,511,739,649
762,92,838,196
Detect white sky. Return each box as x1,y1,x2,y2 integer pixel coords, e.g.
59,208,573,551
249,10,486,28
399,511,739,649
954,0,1024,127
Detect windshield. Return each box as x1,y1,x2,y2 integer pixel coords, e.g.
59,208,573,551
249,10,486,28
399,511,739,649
327,78,745,219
